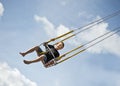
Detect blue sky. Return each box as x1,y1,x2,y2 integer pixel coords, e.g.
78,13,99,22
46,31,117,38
0,0,120,86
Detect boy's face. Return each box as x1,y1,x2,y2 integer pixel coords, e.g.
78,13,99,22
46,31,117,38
55,42,64,50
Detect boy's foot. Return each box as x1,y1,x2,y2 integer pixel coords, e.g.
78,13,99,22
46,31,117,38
23,60,31,64
19,52,25,57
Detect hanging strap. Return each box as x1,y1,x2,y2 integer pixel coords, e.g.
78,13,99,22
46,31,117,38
46,30,74,43
56,45,83,61
57,49,86,64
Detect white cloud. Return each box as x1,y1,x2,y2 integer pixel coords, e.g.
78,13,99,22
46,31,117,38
34,15,69,38
34,15,55,37
56,24,70,36
0,2,4,16
0,62,37,86
78,22,109,53
78,21,120,56
34,15,120,56
34,15,80,46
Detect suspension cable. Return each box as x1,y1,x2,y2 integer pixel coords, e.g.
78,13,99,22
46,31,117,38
74,10,120,31
85,29,120,50
60,10,120,42
57,27,120,61
57,28,120,64
44,10,120,44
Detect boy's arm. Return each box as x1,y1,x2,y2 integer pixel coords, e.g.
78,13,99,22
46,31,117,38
43,42,48,49
43,42,54,50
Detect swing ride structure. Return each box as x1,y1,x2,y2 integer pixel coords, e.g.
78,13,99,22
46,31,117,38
39,10,120,67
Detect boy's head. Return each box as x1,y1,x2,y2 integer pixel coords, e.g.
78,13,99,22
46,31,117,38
54,41,64,50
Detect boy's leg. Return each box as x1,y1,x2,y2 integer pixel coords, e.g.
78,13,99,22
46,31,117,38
20,46,42,57
23,55,44,64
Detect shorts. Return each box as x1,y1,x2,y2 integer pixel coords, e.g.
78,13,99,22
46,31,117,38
43,55,53,64
37,47,53,64
43,55,48,64
36,47,43,56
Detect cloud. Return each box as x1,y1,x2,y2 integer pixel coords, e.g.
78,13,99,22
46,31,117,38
34,15,79,45
0,2,4,16
78,20,120,56
34,15,55,37
34,15,120,56
0,62,37,86
34,15,68,37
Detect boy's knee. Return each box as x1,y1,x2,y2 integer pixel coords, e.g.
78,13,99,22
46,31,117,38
34,46,39,50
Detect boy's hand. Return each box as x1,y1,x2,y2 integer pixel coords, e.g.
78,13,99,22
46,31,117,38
43,42,48,46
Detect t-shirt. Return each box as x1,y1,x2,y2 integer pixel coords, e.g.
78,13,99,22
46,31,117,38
44,44,60,62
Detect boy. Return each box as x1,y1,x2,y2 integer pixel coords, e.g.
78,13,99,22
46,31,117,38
19,41,64,68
